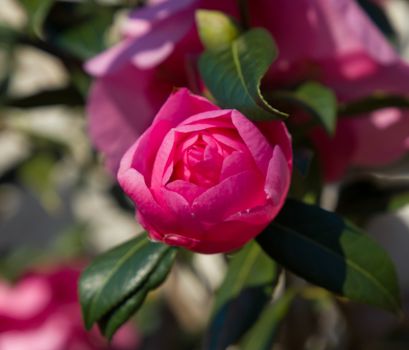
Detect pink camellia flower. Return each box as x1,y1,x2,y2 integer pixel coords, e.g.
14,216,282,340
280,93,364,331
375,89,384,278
0,265,139,350
252,0,409,181
117,89,292,254
86,0,409,182
85,0,237,173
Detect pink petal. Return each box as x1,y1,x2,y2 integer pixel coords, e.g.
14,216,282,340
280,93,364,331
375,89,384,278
0,278,50,319
187,220,267,254
123,0,198,37
227,203,276,224
348,108,409,167
153,187,206,235
310,122,357,182
192,170,264,223
179,109,231,126
86,65,171,173
257,120,293,167
264,146,291,206
220,151,254,180
211,129,249,152
166,180,205,203
252,0,397,80
132,89,219,178
85,0,197,76
323,58,409,101
151,129,177,188
0,315,70,350
231,110,274,174
118,146,175,231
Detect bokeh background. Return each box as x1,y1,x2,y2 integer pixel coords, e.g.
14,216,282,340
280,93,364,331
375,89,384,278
1,0,409,349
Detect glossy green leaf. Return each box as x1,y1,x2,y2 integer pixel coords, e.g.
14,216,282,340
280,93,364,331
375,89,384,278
204,241,278,350
271,81,337,134
196,10,240,50
18,0,54,37
257,199,401,313
240,290,296,350
199,28,288,121
79,234,175,331
98,248,176,339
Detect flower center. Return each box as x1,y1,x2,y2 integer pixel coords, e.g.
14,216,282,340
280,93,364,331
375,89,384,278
171,132,233,188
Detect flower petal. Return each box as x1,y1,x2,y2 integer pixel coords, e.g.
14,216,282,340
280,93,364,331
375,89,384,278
192,170,264,222
264,146,291,207
231,110,274,174
86,65,171,173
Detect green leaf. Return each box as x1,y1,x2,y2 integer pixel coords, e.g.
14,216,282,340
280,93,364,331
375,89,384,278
295,82,337,134
45,2,115,60
204,241,278,350
79,234,176,331
98,248,176,339
240,290,296,350
196,10,240,50
53,13,113,60
271,81,337,135
18,0,54,38
389,191,409,212
199,28,288,121
257,199,401,313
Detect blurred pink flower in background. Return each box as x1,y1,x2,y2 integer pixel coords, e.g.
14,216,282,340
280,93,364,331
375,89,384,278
85,0,237,173
86,0,409,181
0,265,139,350
254,0,409,180
118,89,292,253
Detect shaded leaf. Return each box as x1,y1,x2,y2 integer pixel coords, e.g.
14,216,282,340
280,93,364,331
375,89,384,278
79,234,175,330
45,1,115,60
204,241,278,350
18,0,54,38
240,290,296,350
257,199,401,313
271,81,337,134
98,248,176,339
199,28,288,121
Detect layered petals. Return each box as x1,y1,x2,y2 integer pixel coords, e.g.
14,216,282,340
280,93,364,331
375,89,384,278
118,89,292,253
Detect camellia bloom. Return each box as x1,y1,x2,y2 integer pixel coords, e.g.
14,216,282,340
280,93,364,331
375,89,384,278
86,0,409,181
253,0,409,180
85,0,237,172
0,265,139,350
118,89,292,254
